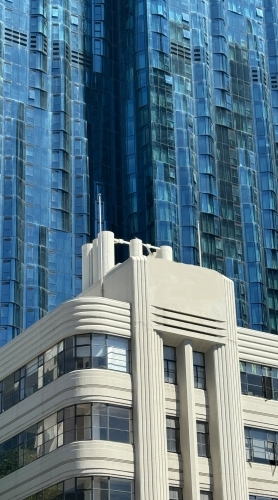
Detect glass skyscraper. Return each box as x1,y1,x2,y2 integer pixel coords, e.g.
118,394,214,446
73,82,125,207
0,0,278,345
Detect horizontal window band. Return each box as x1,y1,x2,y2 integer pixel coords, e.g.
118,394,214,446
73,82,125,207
0,402,133,480
23,477,134,500
0,333,131,414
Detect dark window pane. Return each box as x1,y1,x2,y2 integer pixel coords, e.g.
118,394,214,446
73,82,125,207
64,337,75,373
197,421,210,457
76,335,91,369
109,429,130,443
92,335,107,369
193,352,206,389
44,346,58,385
164,346,176,384
244,426,278,465
166,417,180,453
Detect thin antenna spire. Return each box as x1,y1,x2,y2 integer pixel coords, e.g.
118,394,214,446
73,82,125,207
197,220,202,267
98,193,104,295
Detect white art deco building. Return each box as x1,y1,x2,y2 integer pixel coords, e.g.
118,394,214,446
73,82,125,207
1,233,278,500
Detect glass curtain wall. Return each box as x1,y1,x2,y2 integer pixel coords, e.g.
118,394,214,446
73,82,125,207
0,0,91,346
90,0,124,240
1,0,278,342
120,0,278,332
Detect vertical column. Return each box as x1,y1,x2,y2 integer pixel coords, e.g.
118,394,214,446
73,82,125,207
206,277,249,500
82,243,93,291
92,238,99,284
131,257,168,500
157,246,173,261
98,231,115,278
176,340,200,500
129,239,143,257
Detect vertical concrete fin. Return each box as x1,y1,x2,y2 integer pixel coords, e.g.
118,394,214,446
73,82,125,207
131,257,168,500
129,239,143,257
206,277,249,500
82,243,93,291
98,231,115,279
177,340,200,500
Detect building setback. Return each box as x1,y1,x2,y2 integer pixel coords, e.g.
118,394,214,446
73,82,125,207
1,235,278,499
0,0,278,343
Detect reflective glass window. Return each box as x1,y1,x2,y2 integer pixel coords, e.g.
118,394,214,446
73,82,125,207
166,417,180,453
0,401,132,479
164,346,176,384
44,345,58,385
170,487,183,499
93,477,133,500
249,496,278,500
92,403,132,444
240,361,278,400
92,334,107,369
193,352,206,389
245,427,278,465
0,333,130,414
76,335,91,369
25,358,40,397
23,478,134,500
76,403,91,441
197,421,210,457
1,371,19,411
107,336,130,372
200,492,213,500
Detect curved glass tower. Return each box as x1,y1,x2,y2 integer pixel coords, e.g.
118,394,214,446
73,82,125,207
116,0,278,334
0,0,92,345
0,0,278,346
116,0,278,333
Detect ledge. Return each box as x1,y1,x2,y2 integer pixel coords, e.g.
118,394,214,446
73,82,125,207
0,441,134,500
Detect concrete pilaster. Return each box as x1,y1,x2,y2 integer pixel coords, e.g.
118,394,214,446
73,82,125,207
177,340,200,500
131,257,168,500
206,278,249,500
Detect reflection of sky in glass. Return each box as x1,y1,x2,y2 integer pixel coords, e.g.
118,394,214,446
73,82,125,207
1,0,278,344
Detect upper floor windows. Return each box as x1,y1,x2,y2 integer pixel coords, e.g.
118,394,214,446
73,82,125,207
250,497,278,500
170,487,183,499
201,493,213,500
197,421,210,458
163,347,206,388
240,361,278,400
166,416,180,453
193,352,206,389
164,346,176,384
92,403,132,444
0,403,132,479
23,477,134,500
245,427,278,465
0,333,130,413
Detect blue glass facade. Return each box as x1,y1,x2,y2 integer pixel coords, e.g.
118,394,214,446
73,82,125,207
0,0,278,344
116,0,278,333
0,0,91,345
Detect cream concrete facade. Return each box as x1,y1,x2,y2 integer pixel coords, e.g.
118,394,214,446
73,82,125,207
0,235,278,499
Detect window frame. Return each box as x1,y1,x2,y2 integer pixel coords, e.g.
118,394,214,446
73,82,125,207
169,486,183,499
164,345,177,384
245,426,278,465
200,492,213,500
197,421,210,458
92,402,133,444
166,416,180,453
0,403,133,479
240,361,278,401
23,477,134,500
193,351,206,390
0,333,131,414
